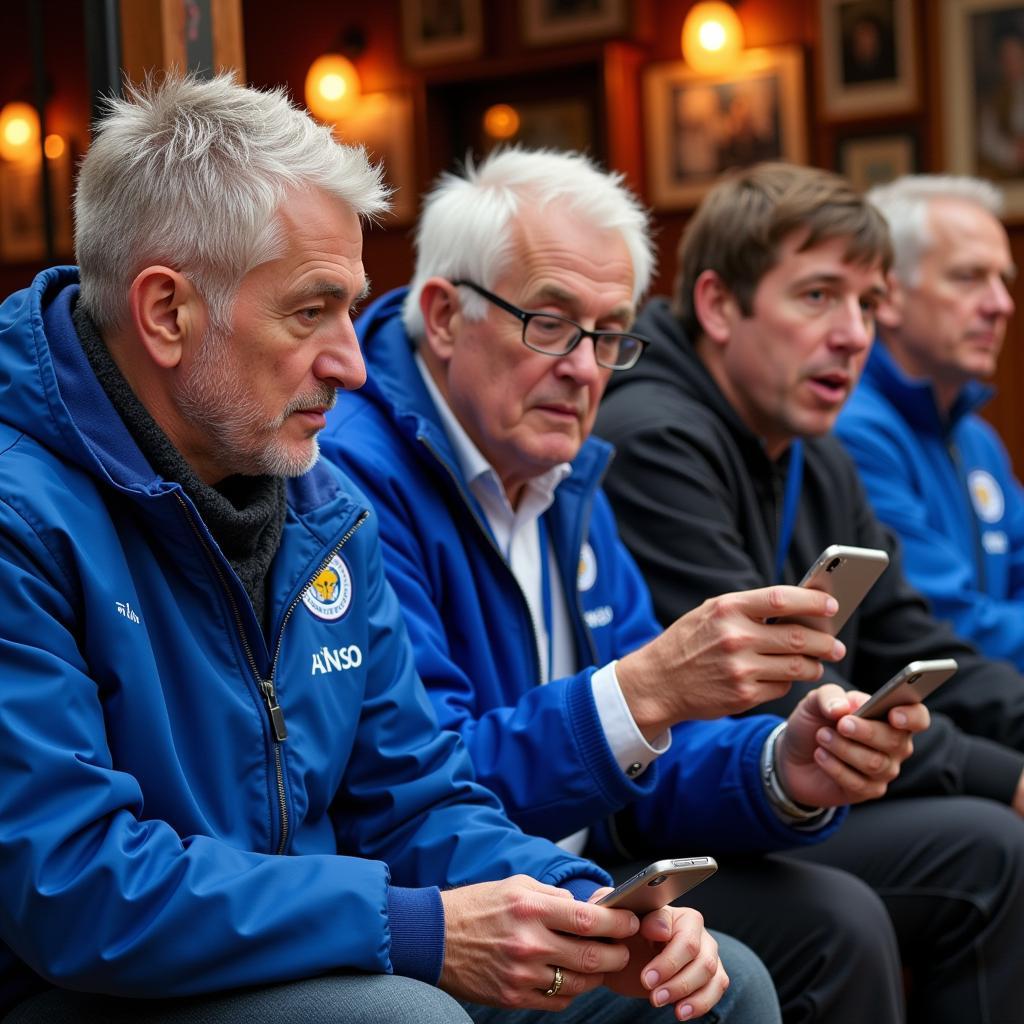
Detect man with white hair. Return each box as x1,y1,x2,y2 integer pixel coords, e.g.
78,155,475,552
836,176,1024,669
320,149,932,1024
0,75,747,1024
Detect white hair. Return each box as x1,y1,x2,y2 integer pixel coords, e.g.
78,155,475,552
867,175,1004,285
401,147,654,339
75,73,390,332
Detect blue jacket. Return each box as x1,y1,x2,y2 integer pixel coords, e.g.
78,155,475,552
837,343,1024,670
0,269,607,1014
320,288,844,861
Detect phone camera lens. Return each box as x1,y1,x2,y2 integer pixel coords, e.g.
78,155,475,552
648,875,668,887
908,675,920,685
826,558,842,573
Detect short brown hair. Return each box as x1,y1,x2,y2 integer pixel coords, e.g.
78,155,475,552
674,162,892,339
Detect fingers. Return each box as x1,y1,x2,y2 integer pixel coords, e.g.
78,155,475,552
638,914,726,1018
811,717,912,801
546,891,640,942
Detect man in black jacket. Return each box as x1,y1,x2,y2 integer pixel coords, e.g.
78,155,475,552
596,162,1024,1024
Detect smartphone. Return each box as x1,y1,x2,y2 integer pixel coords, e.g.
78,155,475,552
774,544,889,635
595,857,718,913
853,658,959,720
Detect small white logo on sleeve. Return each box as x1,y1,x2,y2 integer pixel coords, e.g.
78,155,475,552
968,470,1005,524
577,542,598,592
302,554,353,621
115,600,140,624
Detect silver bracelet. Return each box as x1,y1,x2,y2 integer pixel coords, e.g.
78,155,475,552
760,723,826,822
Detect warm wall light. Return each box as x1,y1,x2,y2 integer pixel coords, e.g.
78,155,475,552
483,104,521,141
44,133,64,160
0,101,41,162
305,53,361,122
681,1,744,73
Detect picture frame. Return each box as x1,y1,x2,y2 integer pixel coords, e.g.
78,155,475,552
643,47,807,210
401,0,483,67
519,0,627,47
334,91,418,226
836,131,918,192
818,0,917,119
942,0,1024,216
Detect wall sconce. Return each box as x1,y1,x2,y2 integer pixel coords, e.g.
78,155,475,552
305,27,366,124
681,1,744,74
0,101,41,163
483,104,521,141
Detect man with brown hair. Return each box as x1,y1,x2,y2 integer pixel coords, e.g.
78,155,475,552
596,161,1024,1024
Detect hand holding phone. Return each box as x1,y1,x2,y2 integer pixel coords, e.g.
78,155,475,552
774,544,889,635
854,659,958,720
595,857,718,913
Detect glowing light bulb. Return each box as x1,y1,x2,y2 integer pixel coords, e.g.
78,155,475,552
681,2,744,73
483,104,520,140
305,54,361,122
0,101,40,161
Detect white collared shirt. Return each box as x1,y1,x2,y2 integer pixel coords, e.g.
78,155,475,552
416,354,669,854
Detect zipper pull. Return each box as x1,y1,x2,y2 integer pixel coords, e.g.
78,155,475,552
261,680,288,741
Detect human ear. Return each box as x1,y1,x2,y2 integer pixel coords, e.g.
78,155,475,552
874,271,904,330
127,267,203,370
419,278,461,362
692,270,739,346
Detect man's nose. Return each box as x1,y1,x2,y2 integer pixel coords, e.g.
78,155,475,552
314,323,367,391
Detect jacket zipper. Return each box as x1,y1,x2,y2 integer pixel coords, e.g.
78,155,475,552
175,492,368,854
947,440,987,591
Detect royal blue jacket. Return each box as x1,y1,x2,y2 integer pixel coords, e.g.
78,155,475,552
0,269,607,1014
837,343,1024,670
320,288,844,862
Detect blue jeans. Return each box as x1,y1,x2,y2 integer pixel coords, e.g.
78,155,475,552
1,974,472,1024
2,935,778,1024
463,932,781,1024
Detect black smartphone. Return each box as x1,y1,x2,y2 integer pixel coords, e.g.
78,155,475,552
854,658,959,720
595,857,718,913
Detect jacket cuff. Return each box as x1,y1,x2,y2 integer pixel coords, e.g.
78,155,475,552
564,670,660,804
387,885,445,984
962,734,1024,804
562,878,603,902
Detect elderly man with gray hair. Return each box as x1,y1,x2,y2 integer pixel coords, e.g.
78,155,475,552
0,74,757,1024
836,176,1024,670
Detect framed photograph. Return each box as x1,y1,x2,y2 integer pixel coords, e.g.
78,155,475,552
643,47,807,210
836,132,918,192
401,0,483,66
943,0,1024,215
520,0,627,47
334,92,418,226
818,0,917,118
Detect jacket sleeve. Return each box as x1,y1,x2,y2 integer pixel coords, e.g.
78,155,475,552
0,496,603,1000
326,412,840,853
329,508,610,895
600,412,1024,808
838,402,1024,671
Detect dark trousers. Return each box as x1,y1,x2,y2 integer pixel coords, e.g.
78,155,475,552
628,795,1024,1024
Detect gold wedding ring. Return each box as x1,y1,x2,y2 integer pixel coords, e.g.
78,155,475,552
543,965,564,997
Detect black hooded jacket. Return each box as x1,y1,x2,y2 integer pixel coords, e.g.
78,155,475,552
595,296,1024,804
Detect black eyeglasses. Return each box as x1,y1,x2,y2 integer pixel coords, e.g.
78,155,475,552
451,280,649,371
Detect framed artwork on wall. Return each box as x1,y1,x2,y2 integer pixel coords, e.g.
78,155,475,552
818,0,917,118
519,0,627,47
943,0,1024,215
643,47,806,210
401,0,483,66
836,131,918,192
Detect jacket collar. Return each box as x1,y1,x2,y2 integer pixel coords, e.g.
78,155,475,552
863,340,993,436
